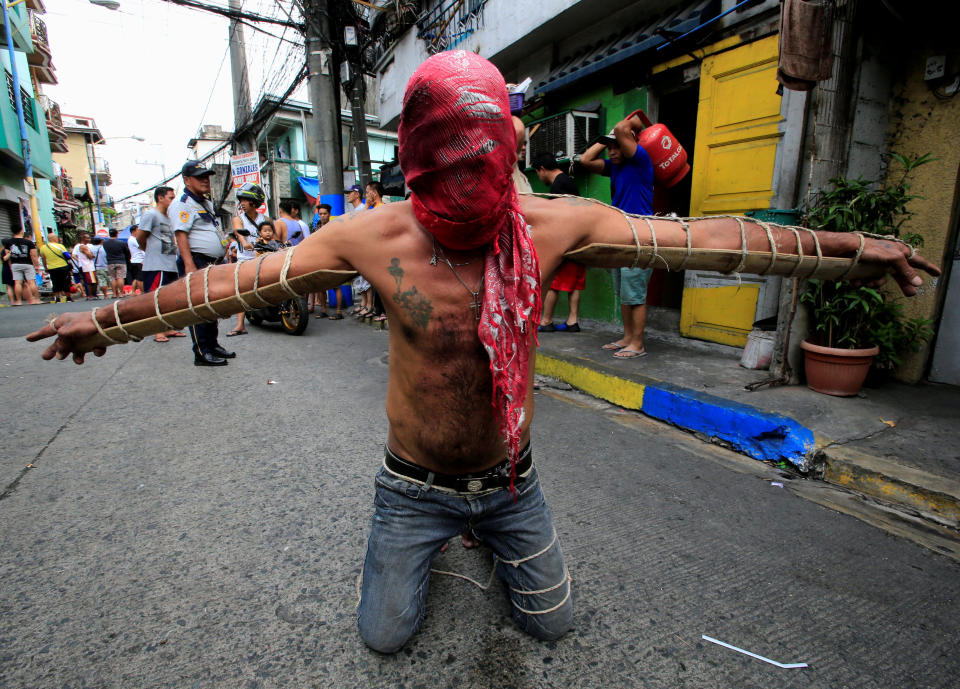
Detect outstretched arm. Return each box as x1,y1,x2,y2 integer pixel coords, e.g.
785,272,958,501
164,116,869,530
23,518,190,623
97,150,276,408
27,215,363,363
538,196,940,296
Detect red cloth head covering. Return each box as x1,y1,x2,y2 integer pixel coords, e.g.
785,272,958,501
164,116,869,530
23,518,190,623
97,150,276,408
399,51,541,489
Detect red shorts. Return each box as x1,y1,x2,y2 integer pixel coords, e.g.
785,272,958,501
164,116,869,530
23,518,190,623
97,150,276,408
549,261,586,292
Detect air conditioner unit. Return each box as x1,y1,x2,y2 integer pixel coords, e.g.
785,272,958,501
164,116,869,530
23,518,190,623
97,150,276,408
525,110,600,168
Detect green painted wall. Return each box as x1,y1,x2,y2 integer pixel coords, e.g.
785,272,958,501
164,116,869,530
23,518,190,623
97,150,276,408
35,178,56,231
0,50,55,180
522,85,647,325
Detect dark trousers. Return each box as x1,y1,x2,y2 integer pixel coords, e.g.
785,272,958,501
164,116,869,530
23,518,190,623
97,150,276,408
177,252,221,357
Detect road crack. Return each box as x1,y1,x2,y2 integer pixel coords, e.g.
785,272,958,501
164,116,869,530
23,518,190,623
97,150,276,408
0,346,140,503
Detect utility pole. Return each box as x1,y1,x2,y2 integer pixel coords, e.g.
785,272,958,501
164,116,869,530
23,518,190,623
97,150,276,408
344,25,371,189
228,0,255,153
304,0,344,208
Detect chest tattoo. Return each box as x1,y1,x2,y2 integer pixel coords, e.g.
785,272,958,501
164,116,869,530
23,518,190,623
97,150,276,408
388,258,433,330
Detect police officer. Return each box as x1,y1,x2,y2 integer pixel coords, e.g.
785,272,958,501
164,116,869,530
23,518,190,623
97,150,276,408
171,161,235,366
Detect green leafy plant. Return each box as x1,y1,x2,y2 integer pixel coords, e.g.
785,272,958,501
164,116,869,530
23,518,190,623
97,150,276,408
801,153,935,369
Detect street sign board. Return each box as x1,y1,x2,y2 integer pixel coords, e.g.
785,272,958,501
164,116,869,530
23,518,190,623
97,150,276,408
230,152,268,215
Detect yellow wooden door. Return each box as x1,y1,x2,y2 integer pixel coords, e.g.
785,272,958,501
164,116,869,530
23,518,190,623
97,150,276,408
680,35,782,347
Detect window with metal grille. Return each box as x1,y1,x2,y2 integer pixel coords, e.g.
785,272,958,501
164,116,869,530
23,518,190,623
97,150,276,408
524,110,600,168
5,69,37,130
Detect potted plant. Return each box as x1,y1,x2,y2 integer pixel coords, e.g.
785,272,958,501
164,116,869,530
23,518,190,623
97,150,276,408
799,153,935,396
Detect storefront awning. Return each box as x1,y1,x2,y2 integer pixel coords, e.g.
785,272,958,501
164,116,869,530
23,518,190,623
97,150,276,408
535,0,719,96
297,177,319,207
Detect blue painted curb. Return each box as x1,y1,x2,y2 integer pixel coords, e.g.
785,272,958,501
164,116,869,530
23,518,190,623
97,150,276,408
640,383,816,468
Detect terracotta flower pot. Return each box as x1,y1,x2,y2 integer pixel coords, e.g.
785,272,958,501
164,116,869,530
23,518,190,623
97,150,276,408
800,340,880,397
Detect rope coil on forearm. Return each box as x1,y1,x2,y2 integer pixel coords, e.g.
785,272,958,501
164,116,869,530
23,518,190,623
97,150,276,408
786,227,804,278
201,266,229,318
184,272,214,322
754,219,778,275
90,307,123,345
233,261,254,311
730,217,748,275
804,227,823,277
153,288,178,331
841,232,867,279
251,254,272,307
112,300,142,342
676,219,693,271
278,247,300,299
642,217,661,269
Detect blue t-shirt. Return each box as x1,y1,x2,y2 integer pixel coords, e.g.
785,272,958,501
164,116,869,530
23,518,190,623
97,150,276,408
602,146,654,215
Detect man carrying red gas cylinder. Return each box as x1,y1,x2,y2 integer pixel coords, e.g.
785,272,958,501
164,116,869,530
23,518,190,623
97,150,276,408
581,110,688,359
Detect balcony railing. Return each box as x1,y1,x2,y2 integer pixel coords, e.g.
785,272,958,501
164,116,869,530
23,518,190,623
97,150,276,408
37,93,63,128
92,157,110,175
29,10,48,47
417,0,488,53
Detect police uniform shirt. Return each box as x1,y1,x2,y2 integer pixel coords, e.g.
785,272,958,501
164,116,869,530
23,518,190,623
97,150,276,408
170,188,227,260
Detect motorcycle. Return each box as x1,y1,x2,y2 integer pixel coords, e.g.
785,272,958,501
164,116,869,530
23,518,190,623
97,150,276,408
245,298,310,336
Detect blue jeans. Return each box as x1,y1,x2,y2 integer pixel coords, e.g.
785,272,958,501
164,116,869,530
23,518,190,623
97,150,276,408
358,463,573,653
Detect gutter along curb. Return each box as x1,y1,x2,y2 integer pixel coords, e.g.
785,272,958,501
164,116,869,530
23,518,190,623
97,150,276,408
535,352,960,531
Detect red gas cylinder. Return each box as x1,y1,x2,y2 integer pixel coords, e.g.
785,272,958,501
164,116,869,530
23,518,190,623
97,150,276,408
629,109,690,188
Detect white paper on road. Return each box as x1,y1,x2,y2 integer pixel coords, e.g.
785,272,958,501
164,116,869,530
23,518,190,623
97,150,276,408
701,634,809,669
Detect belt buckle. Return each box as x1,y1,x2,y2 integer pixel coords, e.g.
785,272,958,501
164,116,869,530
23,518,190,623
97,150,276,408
466,479,483,493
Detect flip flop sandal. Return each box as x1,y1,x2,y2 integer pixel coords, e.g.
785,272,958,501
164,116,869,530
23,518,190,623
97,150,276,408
154,336,170,342
329,313,344,320
613,349,647,359
226,330,248,337
167,331,186,337
601,342,625,350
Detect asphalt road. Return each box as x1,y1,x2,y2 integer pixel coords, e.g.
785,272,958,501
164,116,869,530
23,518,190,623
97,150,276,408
1,308,958,688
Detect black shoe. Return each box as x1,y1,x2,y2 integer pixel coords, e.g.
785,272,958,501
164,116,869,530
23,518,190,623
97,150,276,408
194,352,228,366
559,322,581,333
538,323,556,332
211,345,236,359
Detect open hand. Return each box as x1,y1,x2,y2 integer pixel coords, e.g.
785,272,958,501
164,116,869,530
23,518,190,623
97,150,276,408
858,236,940,296
26,311,107,364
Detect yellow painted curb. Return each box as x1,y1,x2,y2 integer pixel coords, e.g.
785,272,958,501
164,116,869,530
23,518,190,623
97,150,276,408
536,354,645,411
823,449,960,529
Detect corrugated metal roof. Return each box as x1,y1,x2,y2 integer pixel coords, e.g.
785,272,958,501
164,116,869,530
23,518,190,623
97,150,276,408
535,0,719,96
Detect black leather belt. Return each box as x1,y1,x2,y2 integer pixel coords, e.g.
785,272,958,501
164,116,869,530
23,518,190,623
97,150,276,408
384,444,532,493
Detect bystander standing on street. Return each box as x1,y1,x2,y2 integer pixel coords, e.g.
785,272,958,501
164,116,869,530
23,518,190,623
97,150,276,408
580,114,655,358
311,203,342,318
344,184,366,214
229,183,272,337
127,224,145,294
103,229,130,298
1,224,41,305
171,161,234,366
365,183,389,323
137,186,184,343
38,231,73,303
533,153,585,333
90,238,111,300
71,231,96,300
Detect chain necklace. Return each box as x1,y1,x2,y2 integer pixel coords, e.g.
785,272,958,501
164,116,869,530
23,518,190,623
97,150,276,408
431,240,484,320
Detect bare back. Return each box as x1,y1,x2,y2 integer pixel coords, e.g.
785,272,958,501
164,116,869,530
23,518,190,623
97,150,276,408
328,198,576,474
